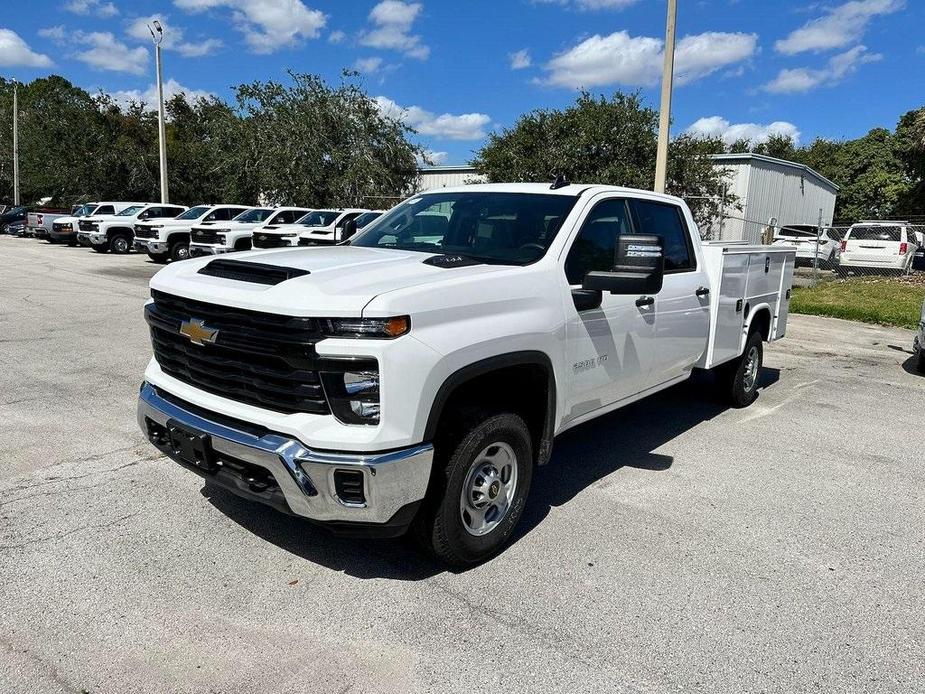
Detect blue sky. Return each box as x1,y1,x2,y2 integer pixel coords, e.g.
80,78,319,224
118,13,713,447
1,0,923,165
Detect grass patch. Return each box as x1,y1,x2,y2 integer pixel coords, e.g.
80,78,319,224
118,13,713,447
791,276,925,329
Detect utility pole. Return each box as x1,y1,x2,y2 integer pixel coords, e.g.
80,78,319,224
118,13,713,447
654,0,677,194
149,20,168,203
12,80,20,206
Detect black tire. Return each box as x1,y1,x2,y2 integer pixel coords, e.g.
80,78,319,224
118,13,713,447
917,350,925,374
147,251,169,263
719,330,763,408
67,238,78,247
110,234,131,254
836,267,849,278
234,239,252,252
169,240,190,262
414,412,533,566
92,242,110,253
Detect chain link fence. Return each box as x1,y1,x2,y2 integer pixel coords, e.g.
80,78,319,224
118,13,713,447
702,210,925,289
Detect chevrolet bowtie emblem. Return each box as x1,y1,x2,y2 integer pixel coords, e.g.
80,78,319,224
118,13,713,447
179,318,218,346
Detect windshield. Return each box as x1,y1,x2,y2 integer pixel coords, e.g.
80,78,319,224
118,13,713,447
350,192,579,265
777,226,817,238
73,204,93,217
297,210,340,226
848,225,902,242
116,205,144,217
233,208,273,223
354,212,383,229
176,206,211,220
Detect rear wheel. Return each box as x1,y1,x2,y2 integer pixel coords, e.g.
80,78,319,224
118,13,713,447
110,234,131,254
917,350,925,374
169,240,190,262
719,330,763,408
414,412,533,566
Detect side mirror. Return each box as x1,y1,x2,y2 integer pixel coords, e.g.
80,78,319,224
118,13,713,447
582,234,664,295
341,218,358,241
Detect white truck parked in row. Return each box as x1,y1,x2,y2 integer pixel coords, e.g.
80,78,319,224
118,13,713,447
138,184,796,565
133,204,250,263
76,202,146,246
251,208,370,249
188,207,313,258
85,203,189,254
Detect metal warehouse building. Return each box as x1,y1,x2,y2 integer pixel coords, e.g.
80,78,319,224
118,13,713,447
417,155,838,244
707,153,839,243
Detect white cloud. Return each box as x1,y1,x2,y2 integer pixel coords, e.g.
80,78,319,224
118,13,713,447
173,0,326,54
125,15,223,57
360,1,429,60
353,56,383,73
687,116,801,145
509,49,531,70
108,78,214,110
328,29,346,44
544,30,757,88
64,0,119,18
763,44,881,93
38,25,67,42
70,31,148,74
0,29,53,68
534,0,639,9
418,150,448,165
375,96,491,140
775,0,904,55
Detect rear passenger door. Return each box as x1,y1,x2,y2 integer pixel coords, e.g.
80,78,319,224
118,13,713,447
630,199,710,384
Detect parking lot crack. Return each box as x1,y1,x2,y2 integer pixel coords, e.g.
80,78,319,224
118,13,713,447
0,512,139,551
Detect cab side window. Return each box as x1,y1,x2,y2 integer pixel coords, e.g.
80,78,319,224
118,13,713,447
97,205,115,215
564,199,632,285
630,199,694,272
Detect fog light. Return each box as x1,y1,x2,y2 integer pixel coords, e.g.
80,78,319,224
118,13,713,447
321,368,381,425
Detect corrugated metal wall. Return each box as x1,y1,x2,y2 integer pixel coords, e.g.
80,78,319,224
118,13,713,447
417,169,485,192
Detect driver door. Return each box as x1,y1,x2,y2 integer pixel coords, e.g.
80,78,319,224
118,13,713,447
563,197,655,424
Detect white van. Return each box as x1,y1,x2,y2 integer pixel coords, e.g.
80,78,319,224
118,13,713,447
838,222,918,276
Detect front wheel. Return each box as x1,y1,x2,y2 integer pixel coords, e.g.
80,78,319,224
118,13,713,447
110,234,131,254
415,413,533,566
719,330,763,408
169,240,190,262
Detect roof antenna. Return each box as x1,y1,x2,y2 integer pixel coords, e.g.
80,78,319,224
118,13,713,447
550,172,568,190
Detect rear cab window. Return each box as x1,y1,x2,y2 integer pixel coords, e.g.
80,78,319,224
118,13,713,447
630,199,695,272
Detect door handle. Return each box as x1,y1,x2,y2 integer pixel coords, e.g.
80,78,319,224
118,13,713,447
695,286,710,298
635,295,654,308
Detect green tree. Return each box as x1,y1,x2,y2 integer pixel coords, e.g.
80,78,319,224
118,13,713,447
471,91,737,230
233,71,424,207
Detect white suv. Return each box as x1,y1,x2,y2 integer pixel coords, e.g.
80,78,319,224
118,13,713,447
134,204,250,263
773,224,842,268
189,206,312,258
838,222,919,276
252,209,368,249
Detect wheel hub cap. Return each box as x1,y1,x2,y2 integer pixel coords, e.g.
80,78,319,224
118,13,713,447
459,442,518,537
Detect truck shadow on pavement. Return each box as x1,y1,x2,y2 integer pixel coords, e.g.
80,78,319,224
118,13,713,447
202,368,779,579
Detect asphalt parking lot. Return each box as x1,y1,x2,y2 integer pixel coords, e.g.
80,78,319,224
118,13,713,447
1,237,923,694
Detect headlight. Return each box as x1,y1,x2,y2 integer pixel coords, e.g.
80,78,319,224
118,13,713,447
321,316,410,339
320,368,381,424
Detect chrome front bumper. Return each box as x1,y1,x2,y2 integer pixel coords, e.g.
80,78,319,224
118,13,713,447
188,244,228,258
137,383,434,528
135,239,168,253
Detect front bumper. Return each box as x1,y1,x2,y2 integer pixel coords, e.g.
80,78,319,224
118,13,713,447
137,382,433,533
135,239,168,254
188,243,229,258
49,228,77,241
88,232,108,246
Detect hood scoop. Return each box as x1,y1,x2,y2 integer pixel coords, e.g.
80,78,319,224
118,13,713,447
423,254,483,269
197,258,310,285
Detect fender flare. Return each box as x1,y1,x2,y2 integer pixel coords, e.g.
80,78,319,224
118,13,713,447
423,350,558,465
106,225,134,239
743,302,773,346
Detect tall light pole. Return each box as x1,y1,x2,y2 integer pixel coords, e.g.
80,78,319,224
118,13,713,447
654,0,677,194
149,20,168,203
12,80,20,206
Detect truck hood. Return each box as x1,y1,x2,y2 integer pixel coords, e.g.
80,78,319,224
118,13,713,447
149,245,510,316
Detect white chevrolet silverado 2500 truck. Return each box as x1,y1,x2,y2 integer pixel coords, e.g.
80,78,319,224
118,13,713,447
251,209,369,249
188,207,313,257
86,203,189,253
138,184,796,565
134,204,250,263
